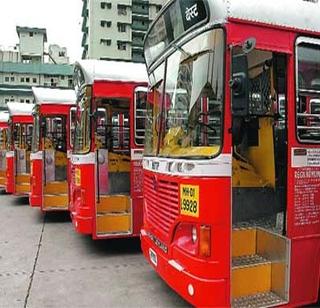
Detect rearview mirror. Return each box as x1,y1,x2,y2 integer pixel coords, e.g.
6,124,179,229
230,54,249,117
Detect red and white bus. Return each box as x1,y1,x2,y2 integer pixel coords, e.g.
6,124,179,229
6,103,34,195
141,0,320,307
30,87,76,211
70,60,148,239
0,111,9,188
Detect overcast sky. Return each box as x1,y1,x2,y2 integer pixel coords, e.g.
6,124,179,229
0,0,83,63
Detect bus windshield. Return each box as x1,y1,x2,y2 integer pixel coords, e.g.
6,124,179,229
32,112,40,153
74,89,91,154
144,29,224,158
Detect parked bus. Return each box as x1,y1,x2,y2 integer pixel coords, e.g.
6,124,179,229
70,60,148,239
30,87,76,211
6,103,34,195
0,111,9,188
141,0,320,307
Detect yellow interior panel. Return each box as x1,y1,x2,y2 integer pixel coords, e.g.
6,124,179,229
108,152,130,173
16,183,30,193
247,117,276,188
43,194,68,209
232,263,272,298
43,181,68,194
0,170,6,177
55,151,68,167
97,213,131,234
232,228,257,257
16,174,30,184
232,158,269,188
97,195,130,213
0,178,5,186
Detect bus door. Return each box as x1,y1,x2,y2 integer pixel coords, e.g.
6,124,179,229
15,123,32,194
130,88,147,233
230,47,290,305
290,38,320,304
0,127,7,186
94,99,131,236
42,115,68,210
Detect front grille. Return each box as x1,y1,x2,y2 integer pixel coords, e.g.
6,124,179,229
144,173,179,241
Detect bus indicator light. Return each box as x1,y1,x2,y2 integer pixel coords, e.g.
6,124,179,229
180,184,199,217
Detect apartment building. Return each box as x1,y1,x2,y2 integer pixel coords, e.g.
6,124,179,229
0,26,73,108
81,0,166,62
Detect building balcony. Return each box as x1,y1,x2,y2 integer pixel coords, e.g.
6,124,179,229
82,17,88,33
132,5,149,15
81,33,87,47
81,0,88,17
131,22,149,32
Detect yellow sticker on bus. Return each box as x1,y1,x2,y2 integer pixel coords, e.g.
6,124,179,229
180,184,199,217
75,168,81,186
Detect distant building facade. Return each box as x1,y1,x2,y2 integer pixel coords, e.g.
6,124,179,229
81,0,166,62
0,26,73,108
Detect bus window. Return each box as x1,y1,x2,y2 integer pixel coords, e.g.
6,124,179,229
296,40,320,142
134,88,147,146
32,112,40,153
69,107,76,148
74,92,91,154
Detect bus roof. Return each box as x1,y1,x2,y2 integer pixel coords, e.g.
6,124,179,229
75,60,148,86
32,87,76,105
160,0,320,33
0,111,9,123
7,102,35,116
145,0,320,67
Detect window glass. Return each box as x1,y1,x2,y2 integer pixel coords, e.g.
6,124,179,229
32,113,40,153
94,99,130,155
13,123,33,151
135,88,147,146
144,63,165,156
150,29,224,158
43,116,67,152
74,91,91,154
296,41,320,142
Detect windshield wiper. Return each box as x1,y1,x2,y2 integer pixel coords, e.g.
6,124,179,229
172,43,191,58
180,49,214,65
150,78,163,91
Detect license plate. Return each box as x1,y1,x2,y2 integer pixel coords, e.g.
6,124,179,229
149,248,157,267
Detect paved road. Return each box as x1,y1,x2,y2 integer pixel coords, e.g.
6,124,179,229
0,191,188,308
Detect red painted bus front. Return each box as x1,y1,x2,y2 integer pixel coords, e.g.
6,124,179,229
141,0,320,307
70,63,147,239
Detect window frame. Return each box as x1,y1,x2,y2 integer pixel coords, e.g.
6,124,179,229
295,36,320,144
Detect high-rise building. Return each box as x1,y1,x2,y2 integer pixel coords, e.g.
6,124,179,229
0,26,73,108
81,0,166,62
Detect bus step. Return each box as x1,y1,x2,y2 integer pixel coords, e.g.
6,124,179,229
96,195,130,213
232,255,272,298
43,181,68,194
231,227,289,305
96,212,131,234
232,291,286,308
43,194,68,209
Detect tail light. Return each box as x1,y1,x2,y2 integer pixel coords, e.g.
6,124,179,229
199,225,211,257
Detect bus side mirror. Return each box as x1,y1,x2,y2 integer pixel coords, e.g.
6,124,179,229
230,54,249,117
40,119,46,135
